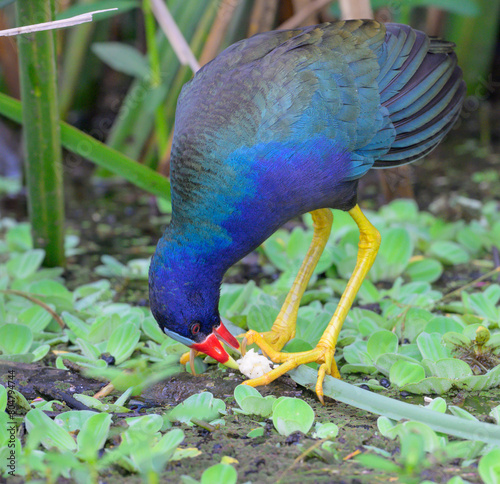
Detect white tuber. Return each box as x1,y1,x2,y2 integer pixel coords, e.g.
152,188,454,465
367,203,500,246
237,349,273,379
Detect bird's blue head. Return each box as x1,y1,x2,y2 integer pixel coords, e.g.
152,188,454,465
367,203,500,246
148,238,239,365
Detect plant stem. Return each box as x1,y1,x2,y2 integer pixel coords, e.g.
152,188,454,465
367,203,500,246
106,0,202,159
0,92,171,200
291,366,500,445
143,0,168,159
16,0,65,267
59,0,96,119
0,289,65,328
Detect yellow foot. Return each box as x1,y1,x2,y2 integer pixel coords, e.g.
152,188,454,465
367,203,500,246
241,330,340,404
241,325,295,357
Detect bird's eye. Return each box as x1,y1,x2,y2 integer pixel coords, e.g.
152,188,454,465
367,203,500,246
190,322,201,335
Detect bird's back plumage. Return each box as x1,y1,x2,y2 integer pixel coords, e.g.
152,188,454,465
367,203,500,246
165,20,465,261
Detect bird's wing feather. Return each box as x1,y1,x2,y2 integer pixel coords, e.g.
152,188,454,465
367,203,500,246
373,24,466,167
174,21,390,181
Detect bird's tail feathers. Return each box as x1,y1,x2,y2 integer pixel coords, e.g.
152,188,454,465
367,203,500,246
373,24,465,168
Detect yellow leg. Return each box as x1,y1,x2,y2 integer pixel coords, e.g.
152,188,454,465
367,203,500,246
243,205,381,404
245,208,333,353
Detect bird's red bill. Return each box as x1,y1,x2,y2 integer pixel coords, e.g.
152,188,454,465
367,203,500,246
191,321,239,366
214,321,240,350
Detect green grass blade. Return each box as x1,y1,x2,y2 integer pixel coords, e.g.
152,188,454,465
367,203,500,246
162,0,220,133
106,0,206,159
16,0,65,267
291,366,500,446
0,92,170,200
59,1,96,119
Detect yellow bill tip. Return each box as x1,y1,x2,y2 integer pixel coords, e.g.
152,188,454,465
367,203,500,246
223,354,239,370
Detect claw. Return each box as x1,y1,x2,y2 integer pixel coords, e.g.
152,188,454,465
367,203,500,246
189,348,197,375
316,364,327,405
241,336,248,356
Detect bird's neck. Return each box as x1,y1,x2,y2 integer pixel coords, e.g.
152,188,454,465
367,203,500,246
154,222,234,280
163,136,356,275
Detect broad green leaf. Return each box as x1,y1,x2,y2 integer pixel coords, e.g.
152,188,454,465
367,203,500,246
106,322,141,364
375,353,422,377
424,316,464,335
490,405,500,425
427,359,473,379
6,249,45,279
313,422,339,439
247,428,265,438
442,331,470,352
456,365,500,392
17,304,54,332
485,284,500,306
448,406,477,421
478,449,500,484
399,308,434,343
405,258,443,283
76,338,100,360
0,323,32,355
92,43,149,78
428,241,470,265
425,397,447,413
126,414,163,434
168,392,226,424
398,344,422,361
367,330,398,361
32,344,50,361
380,199,419,222
357,279,381,304
0,412,9,446
400,432,426,471
416,332,450,361
219,281,257,318
341,363,377,375
77,413,112,461
272,397,315,436
371,228,413,282
186,356,208,375
63,312,90,339
463,291,500,325
457,226,484,255
73,393,129,413
377,416,397,437
88,314,122,343
6,223,32,252
444,441,485,462
402,377,453,394
247,304,278,333
357,317,383,338
381,420,442,453
286,227,311,260
389,360,425,387
25,409,77,451
55,411,97,432
343,340,372,365
142,315,167,344
171,447,201,461
355,453,401,472
201,464,237,484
